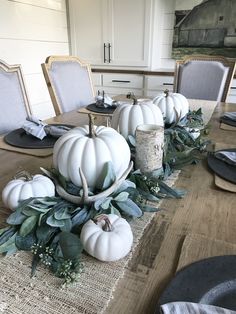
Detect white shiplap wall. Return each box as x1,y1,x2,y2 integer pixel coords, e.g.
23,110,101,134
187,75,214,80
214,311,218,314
0,0,70,119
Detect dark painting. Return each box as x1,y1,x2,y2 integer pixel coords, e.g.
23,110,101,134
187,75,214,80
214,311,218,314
172,0,236,59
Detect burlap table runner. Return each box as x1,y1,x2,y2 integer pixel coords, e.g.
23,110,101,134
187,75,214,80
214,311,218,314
0,171,180,314
0,136,53,157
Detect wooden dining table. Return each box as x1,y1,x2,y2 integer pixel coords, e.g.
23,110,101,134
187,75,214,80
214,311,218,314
0,102,236,313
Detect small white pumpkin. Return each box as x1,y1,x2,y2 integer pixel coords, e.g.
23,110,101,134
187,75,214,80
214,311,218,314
53,116,130,190
111,97,164,139
80,214,133,262
2,172,55,210
153,89,189,124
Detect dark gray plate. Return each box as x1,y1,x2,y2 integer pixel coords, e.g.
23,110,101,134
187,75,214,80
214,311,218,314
4,124,74,149
207,149,236,184
157,255,236,313
220,116,236,127
87,103,116,114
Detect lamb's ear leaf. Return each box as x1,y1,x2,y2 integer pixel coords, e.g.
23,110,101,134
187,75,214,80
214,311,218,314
96,161,116,191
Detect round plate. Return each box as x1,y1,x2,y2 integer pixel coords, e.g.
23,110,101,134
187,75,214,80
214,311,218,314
87,103,116,114
220,116,236,127
157,255,236,313
207,149,236,184
4,124,74,149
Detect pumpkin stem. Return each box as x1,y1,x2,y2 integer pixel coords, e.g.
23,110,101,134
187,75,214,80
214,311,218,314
95,214,113,232
88,114,97,138
164,89,169,97
127,92,138,105
14,170,33,181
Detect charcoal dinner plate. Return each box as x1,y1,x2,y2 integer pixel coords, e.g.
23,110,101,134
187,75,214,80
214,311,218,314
87,103,116,114
4,124,74,149
157,255,236,313
220,116,236,127
207,149,236,184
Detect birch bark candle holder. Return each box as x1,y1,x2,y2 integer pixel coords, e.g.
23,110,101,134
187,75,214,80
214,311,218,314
135,124,164,174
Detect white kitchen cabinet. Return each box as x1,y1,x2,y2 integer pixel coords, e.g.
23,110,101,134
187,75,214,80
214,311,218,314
68,0,152,67
92,72,144,97
145,75,174,97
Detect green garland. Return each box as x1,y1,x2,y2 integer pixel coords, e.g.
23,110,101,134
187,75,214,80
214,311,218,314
0,108,209,285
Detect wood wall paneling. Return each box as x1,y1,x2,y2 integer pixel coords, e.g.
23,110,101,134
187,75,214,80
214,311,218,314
0,0,69,120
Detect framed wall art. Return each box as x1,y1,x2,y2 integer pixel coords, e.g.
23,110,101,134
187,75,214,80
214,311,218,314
172,0,236,60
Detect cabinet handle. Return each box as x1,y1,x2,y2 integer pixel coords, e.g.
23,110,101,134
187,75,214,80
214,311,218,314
112,80,131,83
108,43,111,63
163,83,174,86
103,43,107,63
231,87,236,89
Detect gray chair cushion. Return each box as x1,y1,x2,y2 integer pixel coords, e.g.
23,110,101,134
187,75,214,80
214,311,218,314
177,60,229,101
49,61,94,112
0,70,29,134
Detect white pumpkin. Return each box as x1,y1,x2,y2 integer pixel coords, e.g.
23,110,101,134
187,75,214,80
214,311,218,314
80,214,133,262
111,98,164,139
2,173,55,210
53,119,130,189
153,90,189,124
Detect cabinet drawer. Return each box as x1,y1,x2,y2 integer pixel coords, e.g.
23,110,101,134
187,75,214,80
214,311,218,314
92,73,102,86
146,75,174,90
101,87,143,98
103,74,143,89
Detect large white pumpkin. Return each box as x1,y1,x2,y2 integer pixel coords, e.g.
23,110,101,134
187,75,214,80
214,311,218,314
2,174,55,210
111,98,164,139
53,124,130,189
80,214,133,262
153,90,189,124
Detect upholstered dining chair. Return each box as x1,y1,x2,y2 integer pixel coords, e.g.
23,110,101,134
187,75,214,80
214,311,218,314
174,55,236,102
41,55,95,115
0,60,31,134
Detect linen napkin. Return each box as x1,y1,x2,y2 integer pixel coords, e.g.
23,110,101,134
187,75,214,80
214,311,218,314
160,302,236,314
95,91,118,108
214,151,236,166
223,112,236,121
22,116,70,140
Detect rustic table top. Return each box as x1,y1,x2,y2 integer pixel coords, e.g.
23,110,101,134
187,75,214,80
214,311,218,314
0,102,235,313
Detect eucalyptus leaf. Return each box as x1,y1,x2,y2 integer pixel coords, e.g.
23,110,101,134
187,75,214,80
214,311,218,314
46,215,65,228
15,232,37,251
54,208,71,220
59,232,83,261
22,207,40,216
6,210,27,225
36,224,57,243
5,243,17,256
138,189,160,202
0,227,16,246
115,199,142,217
94,198,107,211
19,215,38,237
96,161,116,190
60,219,72,232
0,233,16,254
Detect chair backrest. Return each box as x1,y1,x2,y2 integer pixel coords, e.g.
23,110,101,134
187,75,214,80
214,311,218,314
174,55,236,102
0,60,31,134
41,55,95,115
